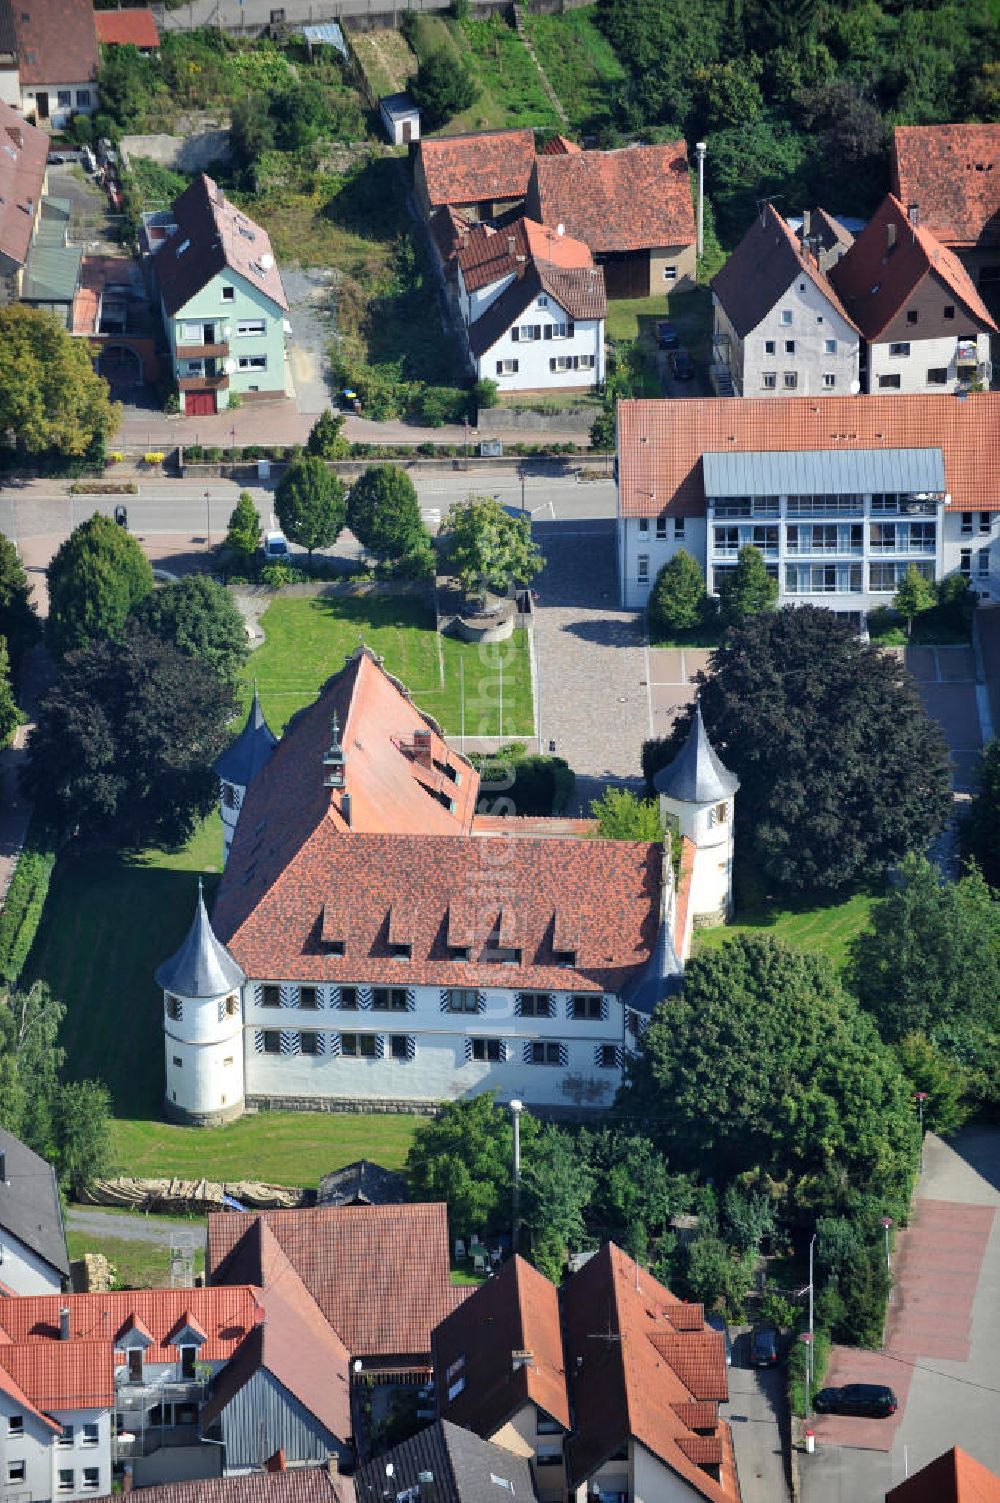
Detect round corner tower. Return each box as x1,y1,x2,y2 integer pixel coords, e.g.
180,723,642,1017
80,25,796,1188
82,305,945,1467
213,683,279,868
654,699,739,926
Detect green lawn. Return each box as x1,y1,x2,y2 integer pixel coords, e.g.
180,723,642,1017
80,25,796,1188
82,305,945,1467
67,1228,206,1290
695,875,878,976
242,594,534,739
523,7,625,133
406,14,560,133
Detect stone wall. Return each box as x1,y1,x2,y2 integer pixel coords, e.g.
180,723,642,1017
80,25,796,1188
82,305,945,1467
121,131,232,173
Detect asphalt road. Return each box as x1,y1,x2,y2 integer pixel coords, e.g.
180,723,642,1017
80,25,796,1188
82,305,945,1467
724,1354,791,1503
68,1208,207,1248
156,0,451,31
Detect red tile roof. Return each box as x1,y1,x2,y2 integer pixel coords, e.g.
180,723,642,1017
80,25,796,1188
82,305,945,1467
538,134,581,156
617,393,1000,518
893,125,1000,248
0,1355,62,1432
0,1340,113,1413
456,216,593,293
563,1245,732,1503
156,174,288,317
433,1255,571,1437
829,194,997,339
530,143,695,254
0,101,48,269
13,0,98,85
418,130,536,210
467,257,607,359
207,1204,466,1361
886,1447,1000,1503
0,1287,259,1365
103,1467,355,1503
93,8,159,47
711,202,859,338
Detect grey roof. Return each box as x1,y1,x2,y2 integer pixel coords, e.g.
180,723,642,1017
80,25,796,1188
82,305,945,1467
380,92,419,117
302,21,348,57
0,1127,69,1279
654,701,739,805
155,881,245,998
356,1420,538,1503
702,446,946,499
316,1160,409,1207
620,917,684,1015
214,686,279,788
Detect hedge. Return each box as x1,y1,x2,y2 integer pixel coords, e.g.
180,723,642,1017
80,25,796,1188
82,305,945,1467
788,1325,832,1419
0,832,56,986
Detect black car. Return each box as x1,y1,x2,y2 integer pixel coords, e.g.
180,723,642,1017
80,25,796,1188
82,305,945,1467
813,1384,898,1418
750,1324,780,1367
656,320,680,349
669,348,695,380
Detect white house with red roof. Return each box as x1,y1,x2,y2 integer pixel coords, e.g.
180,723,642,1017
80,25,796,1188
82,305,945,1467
156,648,736,1121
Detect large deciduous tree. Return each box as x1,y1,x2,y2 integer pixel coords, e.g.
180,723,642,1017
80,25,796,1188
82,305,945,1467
642,606,952,892
0,306,119,459
590,787,664,841
130,576,250,684
0,536,39,666
274,455,346,559
892,564,936,637
962,740,1000,889
717,543,777,627
0,638,20,749
443,496,544,600
24,630,236,849
410,50,477,128
224,491,262,561
406,1094,541,1238
521,1125,594,1282
46,515,154,658
619,934,917,1222
347,465,428,560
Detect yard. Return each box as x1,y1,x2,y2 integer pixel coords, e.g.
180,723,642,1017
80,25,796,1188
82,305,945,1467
522,7,626,134
350,27,418,100
404,14,561,133
695,869,877,976
67,1216,207,1289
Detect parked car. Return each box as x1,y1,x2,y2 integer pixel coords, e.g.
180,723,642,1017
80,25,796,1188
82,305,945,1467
263,530,290,561
706,1312,732,1366
750,1324,780,1367
669,348,695,380
656,320,680,350
813,1384,898,1418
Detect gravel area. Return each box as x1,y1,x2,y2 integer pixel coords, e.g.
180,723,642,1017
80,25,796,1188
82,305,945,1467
282,264,338,417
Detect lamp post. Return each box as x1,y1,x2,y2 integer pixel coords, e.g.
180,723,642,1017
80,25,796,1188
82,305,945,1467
881,1216,893,1273
510,1099,524,1253
804,1231,816,1416
519,466,526,517
801,1331,813,1421
916,1090,928,1173
695,141,707,259
204,490,211,550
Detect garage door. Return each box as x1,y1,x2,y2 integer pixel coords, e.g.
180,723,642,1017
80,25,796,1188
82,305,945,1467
186,390,216,416
599,252,650,299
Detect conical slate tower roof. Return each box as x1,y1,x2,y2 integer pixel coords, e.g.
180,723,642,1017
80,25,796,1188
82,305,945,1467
155,880,245,997
653,700,739,804
214,684,279,788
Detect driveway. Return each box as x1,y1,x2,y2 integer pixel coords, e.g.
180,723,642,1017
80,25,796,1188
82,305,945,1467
724,1356,791,1503
897,644,983,792
282,263,338,417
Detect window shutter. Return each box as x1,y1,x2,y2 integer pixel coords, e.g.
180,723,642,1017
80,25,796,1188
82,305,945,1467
464,1038,474,1062
512,360,519,373
535,325,542,340
550,358,556,373
496,360,503,374
512,327,519,343
544,326,553,340
573,356,579,370
568,322,575,338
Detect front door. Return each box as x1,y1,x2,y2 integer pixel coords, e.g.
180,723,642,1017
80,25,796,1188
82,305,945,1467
402,120,412,144
35,92,49,121
186,390,216,417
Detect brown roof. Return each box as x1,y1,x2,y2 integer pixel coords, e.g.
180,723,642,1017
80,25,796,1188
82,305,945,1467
0,1287,259,1365
13,0,97,84
893,125,1000,248
98,1467,355,1503
457,216,593,293
563,1245,731,1503
93,8,159,47
530,143,695,254
433,1255,571,1436
537,134,581,156
207,1204,466,1361
468,257,607,359
156,174,288,317
419,130,536,210
829,194,997,339
429,205,471,274
811,207,854,259
886,1447,1000,1503
710,202,859,338
617,393,1000,518
0,101,48,269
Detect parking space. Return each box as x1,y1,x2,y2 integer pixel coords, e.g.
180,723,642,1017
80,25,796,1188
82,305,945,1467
900,645,982,792
646,646,711,739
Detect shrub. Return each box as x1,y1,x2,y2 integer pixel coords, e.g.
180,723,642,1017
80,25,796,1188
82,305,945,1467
260,561,305,588
474,377,498,411
163,389,180,415
204,446,223,463
0,834,56,986
648,551,708,638
185,444,205,462
471,746,575,816
243,444,264,461
788,1324,832,1417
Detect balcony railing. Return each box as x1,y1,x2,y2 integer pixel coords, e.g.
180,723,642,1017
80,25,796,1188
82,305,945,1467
176,341,230,359
177,373,229,393
712,545,778,559
869,542,936,554
786,543,863,556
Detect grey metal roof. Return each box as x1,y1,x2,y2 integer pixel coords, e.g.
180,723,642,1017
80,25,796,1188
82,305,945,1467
0,1127,69,1279
301,21,347,57
357,1420,538,1503
621,917,684,1015
654,701,739,804
155,881,245,998
214,686,279,788
316,1160,409,1207
380,92,419,117
702,447,946,498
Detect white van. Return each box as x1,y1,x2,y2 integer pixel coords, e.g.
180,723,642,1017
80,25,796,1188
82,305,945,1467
263,530,290,561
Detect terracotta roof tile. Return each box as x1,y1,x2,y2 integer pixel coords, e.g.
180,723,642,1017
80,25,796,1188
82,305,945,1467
467,257,606,359
207,1205,465,1360
671,1400,718,1430
103,1466,355,1503
710,202,859,338
0,1340,113,1413
433,1255,570,1436
0,1287,259,1364
617,393,1000,518
457,216,593,293
0,1354,62,1431
0,101,48,270
156,174,287,318
829,194,997,338
13,0,97,85
893,125,1000,248
94,9,159,47
676,1435,723,1466
530,143,695,254
419,130,536,209
886,1446,1000,1503
538,134,581,156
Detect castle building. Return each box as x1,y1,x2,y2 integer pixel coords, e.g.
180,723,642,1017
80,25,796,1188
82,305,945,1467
157,649,735,1124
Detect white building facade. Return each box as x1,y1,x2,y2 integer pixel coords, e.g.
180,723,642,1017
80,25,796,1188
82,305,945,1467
712,277,860,399
868,331,992,395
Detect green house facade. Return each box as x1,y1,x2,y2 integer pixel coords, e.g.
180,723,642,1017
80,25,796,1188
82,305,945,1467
152,174,289,416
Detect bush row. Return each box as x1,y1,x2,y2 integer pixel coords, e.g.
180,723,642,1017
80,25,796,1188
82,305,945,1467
183,441,584,465
0,835,56,986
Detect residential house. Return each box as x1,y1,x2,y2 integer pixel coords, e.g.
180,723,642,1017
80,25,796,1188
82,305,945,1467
885,1446,1000,1503
892,124,1000,295
0,99,48,303
615,393,1000,613
828,193,996,394
0,1128,69,1295
453,216,606,392
100,1465,355,1503
356,1420,538,1503
709,203,860,398
0,0,98,129
157,646,718,1121
435,1244,736,1503
148,174,289,416
207,1203,465,1373
525,142,696,297
414,129,536,222
93,10,160,51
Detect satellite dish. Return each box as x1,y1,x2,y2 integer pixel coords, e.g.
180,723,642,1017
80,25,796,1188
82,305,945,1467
556,223,565,237
849,379,861,395
259,253,274,271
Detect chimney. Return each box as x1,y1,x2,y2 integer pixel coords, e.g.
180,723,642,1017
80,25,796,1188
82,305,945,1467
59,1308,70,1342
908,202,919,228
418,1473,435,1503
265,1451,286,1474
5,125,21,150
800,209,811,244
340,792,351,828
326,1456,340,1480
507,235,515,256
886,221,897,255
412,728,433,769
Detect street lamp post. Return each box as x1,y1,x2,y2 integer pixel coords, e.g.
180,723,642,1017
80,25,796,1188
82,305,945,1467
801,1332,813,1422
510,1099,524,1253
204,490,211,550
916,1090,928,1172
808,1233,815,1406
519,466,526,517
881,1216,893,1273
695,141,707,259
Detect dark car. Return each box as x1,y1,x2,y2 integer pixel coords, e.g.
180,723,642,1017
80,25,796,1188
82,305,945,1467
813,1384,898,1418
669,348,695,380
656,320,680,349
750,1324,780,1367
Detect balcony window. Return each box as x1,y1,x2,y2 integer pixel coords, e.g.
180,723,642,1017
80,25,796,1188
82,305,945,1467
127,1350,143,1383
180,1347,197,1380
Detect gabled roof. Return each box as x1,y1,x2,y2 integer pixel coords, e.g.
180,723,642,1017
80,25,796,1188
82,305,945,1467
103,1470,354,1503
530,143,695,254
892,124,1000,248
829,194,997,339
710,202,858,338
456,215,594,293
617,394,1000,518
0,1339,113,1413
316,1160,409,1207
538,134,581,157
419,129,536,210
357,1419,538,1503
0,102,49,271
653,701,739,804
886,1446,1000,1503
433,1255,571,1437
0,1126,69,1278
12,0,98,85
207,1204,466,1360
0,1354,62,1432
811,208,855,262
468,257,607,358
155,880,245,999
563,1245,730,1503
0,1286,259,1365
94,8,160,47
156,174,288,317
214,685,279,788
